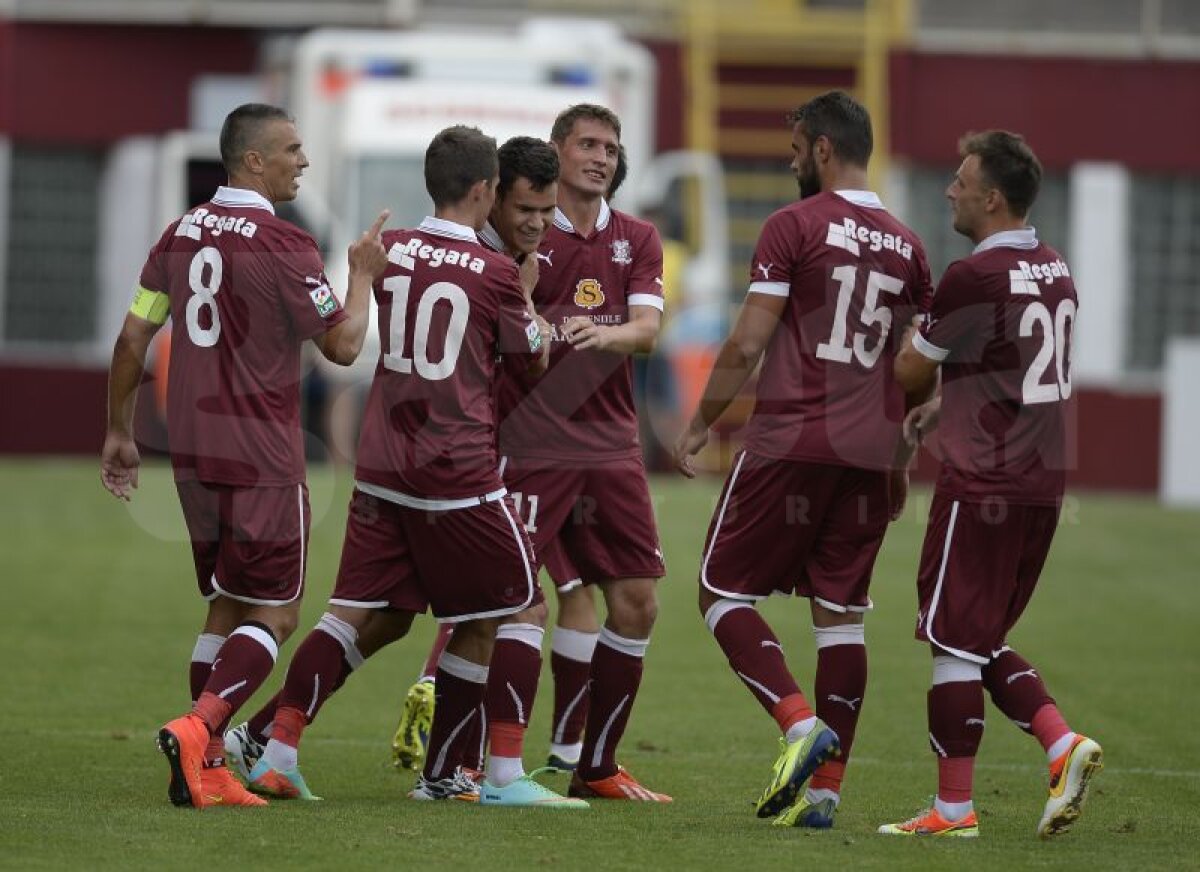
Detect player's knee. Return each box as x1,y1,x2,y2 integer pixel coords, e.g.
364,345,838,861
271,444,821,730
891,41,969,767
605,579,658,636
512,600,549,628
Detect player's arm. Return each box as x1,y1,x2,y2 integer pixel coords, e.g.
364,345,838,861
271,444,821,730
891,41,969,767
313,210,389,365
561,304,661,355
673,292,787,478
102,293,166,501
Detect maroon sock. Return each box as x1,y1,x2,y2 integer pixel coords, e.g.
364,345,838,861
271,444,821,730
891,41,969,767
928,681,985,802
277,627,350,725
707,603,802,716
982,648,1055,734
422,656,488,781
460,705,486,771
247,691,281,744
193,623,278,733
812,640,867,792
420,624,455,681
484,627,543,744
577,630,646,782
550,652,592,747
189,632,225,702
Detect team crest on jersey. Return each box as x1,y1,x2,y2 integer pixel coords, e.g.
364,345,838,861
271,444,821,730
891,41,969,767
574,278,605,309
610,239,632,265
307,278,337,317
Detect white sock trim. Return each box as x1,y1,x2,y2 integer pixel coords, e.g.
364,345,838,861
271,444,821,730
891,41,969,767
439,651,489,684
598,626,648,659
230,624,278,662
703,598,753,635
550,627,599,663
315,611,358,654
191,632,226,664
811,623,865,649
496,622,545,652
932,654,982,685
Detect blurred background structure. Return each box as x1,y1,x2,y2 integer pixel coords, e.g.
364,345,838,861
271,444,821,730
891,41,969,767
1,0,1197,501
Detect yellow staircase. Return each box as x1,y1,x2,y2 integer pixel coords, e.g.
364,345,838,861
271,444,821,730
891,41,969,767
682,0,913,287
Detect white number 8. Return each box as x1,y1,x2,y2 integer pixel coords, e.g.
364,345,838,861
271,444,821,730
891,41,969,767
186,246,223,347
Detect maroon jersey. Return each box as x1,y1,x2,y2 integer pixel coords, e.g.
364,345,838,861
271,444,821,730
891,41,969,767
138,186,345,486
353,217,543,502
744,190,932,469
496,201,664,462
915,228,1078,505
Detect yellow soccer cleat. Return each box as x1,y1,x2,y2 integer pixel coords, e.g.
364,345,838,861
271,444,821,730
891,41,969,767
392,679,436,772
754,721,840,818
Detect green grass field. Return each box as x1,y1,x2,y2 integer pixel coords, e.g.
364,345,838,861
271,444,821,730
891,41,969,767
2,459,1198,870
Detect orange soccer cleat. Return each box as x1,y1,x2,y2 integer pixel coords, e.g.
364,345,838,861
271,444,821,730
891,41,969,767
157,713,209,809
878,805,979,838
199,764,268,807
568,766,672,803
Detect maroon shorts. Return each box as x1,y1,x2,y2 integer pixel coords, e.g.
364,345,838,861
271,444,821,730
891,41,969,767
541,538,582,593
701,451,889,612
501,454,665,585
915,494,1060,663
329,489,543,622
175,480,310,605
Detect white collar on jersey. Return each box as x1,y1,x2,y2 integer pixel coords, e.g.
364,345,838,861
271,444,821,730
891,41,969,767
478,221,506,253
418,216,478,242
553,198,612,234
974,226,1039,254
833,189,884,209
211,186,275,214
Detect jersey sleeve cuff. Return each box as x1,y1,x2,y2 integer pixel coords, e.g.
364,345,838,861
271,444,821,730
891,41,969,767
129,286,170,325
747,281,789,298
628,293,665,311
912,331,950,362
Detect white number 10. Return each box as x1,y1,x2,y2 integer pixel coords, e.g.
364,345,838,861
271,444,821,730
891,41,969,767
815,265,905,368
382,274,470,381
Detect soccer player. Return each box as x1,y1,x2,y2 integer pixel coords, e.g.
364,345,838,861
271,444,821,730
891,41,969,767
673,91,933,827
240,125,585,809
100,103,388,809
494,104,671,802
390,136,596,783
879,131,1102,839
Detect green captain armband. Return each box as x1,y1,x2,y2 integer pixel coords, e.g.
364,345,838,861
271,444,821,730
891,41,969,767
129,286,170,325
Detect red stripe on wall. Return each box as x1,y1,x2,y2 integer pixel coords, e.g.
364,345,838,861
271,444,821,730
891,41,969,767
889,51,1200,173
0,22,258,143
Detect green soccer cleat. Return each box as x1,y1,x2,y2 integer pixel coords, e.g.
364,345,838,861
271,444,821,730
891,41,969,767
754,721,841,818
392,679,435,772
247,759,322,801
773,795,837,829
1037,735,1103,838
480,768,590,809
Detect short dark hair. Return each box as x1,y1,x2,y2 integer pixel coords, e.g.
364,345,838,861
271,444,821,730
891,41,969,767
424,125,498,207
958,130,1043,219
219,103,293,174
497,136,560,200
551,103,622,144
786,90,873,167
607,144,629,200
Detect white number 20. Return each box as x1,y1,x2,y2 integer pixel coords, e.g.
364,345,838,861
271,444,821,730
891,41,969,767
1020,299,1076,405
